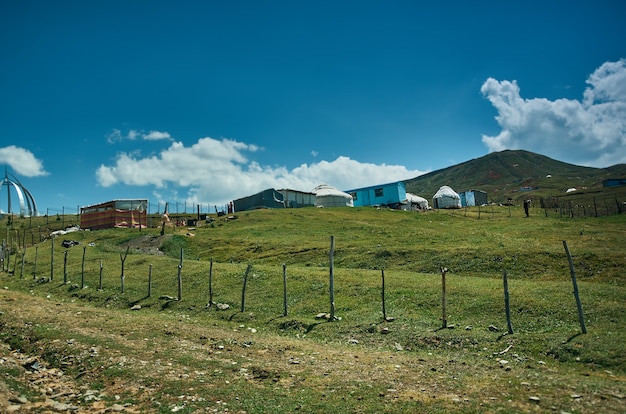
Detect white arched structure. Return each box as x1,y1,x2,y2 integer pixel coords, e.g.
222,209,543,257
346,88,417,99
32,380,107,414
1,169,38,217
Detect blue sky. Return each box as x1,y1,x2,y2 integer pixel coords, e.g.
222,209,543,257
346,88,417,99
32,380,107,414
1,1,625,215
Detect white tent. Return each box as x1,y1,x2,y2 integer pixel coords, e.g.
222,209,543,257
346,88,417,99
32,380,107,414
432,186,461,209
312,184,354,207
404,193,429,210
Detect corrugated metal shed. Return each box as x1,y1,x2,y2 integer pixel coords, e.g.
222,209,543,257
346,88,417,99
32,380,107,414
346,181,406,208
233,188,317,211
233,189,285,211
459,189,488,207
277,189,316,208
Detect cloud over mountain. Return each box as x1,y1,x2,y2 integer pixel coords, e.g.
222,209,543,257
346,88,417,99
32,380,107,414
481,59,626,167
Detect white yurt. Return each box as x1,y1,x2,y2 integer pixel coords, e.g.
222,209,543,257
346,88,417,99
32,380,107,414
432,186,461,209
312,184,354,207
405,193,429,210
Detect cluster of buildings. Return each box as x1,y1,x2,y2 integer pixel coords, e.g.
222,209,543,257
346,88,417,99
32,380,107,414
0,161,486,229
77,182,488,231
232,182,487,212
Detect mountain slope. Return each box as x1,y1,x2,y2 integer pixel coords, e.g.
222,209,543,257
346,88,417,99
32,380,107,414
404,150,626,203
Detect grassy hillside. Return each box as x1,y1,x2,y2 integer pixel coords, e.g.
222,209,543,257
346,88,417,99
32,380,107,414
1,207,625,413
405,149,626,205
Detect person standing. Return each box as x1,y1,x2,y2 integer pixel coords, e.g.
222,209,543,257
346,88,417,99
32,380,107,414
523,199,530,217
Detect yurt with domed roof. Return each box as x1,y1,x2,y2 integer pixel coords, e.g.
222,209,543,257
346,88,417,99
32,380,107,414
432,186,461,209
312,184,354,207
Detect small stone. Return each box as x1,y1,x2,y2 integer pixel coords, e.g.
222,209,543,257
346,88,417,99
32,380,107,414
107,403,126,411
447,324,455,329
571,394,582,399
130,305,141,310
9,396,28,404
53,401,78,411
380,327,390,334
529,396,541,403
488,325,500,332
465,325,473,330
216,303,230,310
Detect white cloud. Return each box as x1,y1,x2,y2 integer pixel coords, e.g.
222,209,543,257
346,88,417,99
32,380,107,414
106,129,173,143
96,137,426,206
143,130,173,141
126,129,139,141
106,129,124,143
481,59,626,167
0,146,48,177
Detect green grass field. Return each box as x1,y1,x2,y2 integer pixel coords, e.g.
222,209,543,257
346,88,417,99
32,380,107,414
1,206,625,413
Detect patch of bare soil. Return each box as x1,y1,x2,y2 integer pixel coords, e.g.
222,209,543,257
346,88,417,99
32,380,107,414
1,288,624,413
0,289,457,413
119,234,172,256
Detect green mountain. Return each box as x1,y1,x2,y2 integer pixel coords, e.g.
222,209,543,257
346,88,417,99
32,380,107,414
404,150,626,203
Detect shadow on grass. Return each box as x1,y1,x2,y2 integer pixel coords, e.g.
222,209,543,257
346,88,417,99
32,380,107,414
160,299,178,310
129,296,150,307
566,332,584,342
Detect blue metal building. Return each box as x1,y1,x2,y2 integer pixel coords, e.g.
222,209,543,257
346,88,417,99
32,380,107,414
346,181,407,208
458,189,488,207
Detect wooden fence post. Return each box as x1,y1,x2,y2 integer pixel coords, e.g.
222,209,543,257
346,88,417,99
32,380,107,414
329,235,336,321
208,258,214,307
20,249,26,279
441,267,448,328
282,263,288,317
381,268,388,321
503,269,514,334
50,238,54,281
563,241,587,334
99,260,103,290
120,246,129,293
63,250,68,284
148,264,153,297
12,244,18,275
177,248,183,301
81,246,86,289
33,245,38,279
